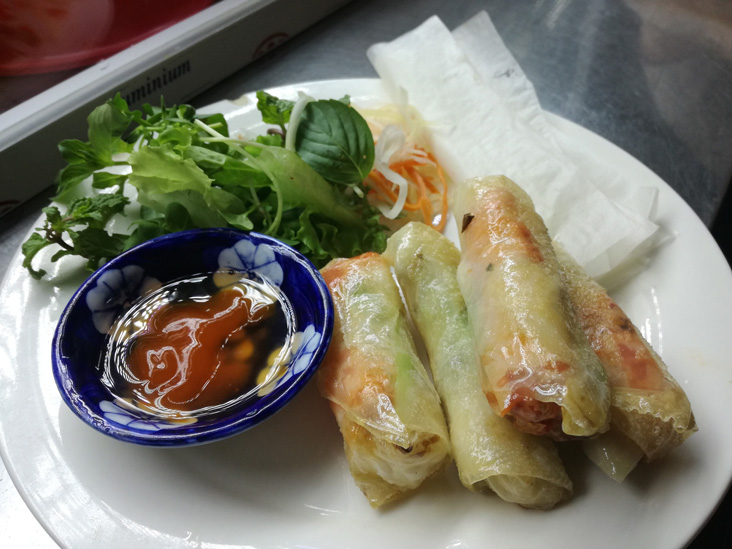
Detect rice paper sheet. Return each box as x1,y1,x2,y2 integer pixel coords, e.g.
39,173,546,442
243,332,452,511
454,176,610,439
318,253,451,507
367,11,662,280
384,222,571,509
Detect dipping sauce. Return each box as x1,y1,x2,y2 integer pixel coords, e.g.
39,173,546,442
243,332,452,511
100,271,295,420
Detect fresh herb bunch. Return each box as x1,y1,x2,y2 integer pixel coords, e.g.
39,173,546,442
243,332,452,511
22,92,386,279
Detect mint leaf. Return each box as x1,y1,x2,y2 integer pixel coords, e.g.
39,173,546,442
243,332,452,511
294,99,375,186
87,99,134,163
58,139,102,165
21,233,53,280
66,193,129,227
72,227,127,270
55,163,99,199
21,193,129,279
54,96,134,197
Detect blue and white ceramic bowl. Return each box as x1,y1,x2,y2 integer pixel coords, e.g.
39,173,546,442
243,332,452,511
52,228,334,446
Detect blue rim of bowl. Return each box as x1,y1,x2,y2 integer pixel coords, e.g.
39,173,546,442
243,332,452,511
51,228,334,447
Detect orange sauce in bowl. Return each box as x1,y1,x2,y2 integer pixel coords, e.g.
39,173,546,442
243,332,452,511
101,272,294,420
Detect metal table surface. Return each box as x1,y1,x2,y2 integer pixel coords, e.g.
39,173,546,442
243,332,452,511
1,1,730,547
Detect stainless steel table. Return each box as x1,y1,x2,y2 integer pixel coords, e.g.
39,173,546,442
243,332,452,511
1,0,731,547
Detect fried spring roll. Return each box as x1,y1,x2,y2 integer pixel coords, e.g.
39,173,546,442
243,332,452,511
554,244,697,480
318,253,451,507
384,222,572,509
454,175,610,439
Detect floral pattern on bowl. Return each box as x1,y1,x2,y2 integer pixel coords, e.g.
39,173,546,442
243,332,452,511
218,238,284,286
257,323,322,397
52,228,334,447
277,324,322,385
99,400,194,432
85,265,161,333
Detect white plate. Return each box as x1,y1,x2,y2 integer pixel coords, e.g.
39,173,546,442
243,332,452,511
1,78,731,549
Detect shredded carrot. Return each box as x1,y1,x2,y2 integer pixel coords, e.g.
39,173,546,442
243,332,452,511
405,166,432,227
366,147,449,232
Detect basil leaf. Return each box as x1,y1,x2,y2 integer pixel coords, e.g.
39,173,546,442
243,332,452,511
295,99,374,186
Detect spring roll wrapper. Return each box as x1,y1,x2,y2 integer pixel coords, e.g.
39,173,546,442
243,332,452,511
554,244,696,476
318,253,451,508
384,222,572,509
454,176,610,439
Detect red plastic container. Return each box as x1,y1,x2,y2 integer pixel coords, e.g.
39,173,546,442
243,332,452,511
0,0,213,75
